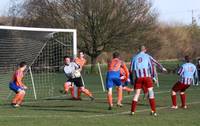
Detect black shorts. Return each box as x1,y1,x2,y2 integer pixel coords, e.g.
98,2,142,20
67,77,83,87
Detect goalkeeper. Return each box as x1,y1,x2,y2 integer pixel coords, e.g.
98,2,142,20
62,56,94,101
9,62,28,107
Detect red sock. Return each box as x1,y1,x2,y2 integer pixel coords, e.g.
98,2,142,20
149,98,156,112
180,94,186,107
171,95,177,106
131,100,137,112
69,86,74,98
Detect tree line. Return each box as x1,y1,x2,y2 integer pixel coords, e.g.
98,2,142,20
1,0,200,71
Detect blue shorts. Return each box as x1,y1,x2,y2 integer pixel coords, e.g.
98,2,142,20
106,72,122,89
9,81,23,93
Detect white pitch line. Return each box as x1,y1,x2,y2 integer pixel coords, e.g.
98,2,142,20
1,101,200,119
1,88,196,106
82,101,200,118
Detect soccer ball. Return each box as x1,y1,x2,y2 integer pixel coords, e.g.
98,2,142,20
72,70,81,78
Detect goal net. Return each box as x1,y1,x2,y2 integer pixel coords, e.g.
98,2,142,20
0,26,77,101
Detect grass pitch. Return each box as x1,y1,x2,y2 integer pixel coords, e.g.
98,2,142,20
0,74,200,126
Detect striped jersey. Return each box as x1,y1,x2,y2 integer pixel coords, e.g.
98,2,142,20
130,52,164,78
178,63,198,85
64,62,80,78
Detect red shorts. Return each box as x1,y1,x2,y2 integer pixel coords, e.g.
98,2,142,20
172,81,190,92
134,77,153,89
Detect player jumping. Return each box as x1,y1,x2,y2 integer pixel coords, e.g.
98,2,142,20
130,45,167,116
171,56,198,109
9,62,28,107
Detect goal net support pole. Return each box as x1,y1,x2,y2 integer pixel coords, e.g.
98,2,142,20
29,66,37,100
98,63,106,92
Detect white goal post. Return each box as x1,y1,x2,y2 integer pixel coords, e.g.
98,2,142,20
0,26,77,58
0,26,77,100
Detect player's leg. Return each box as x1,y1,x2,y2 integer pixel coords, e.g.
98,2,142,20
116,86,123,107
171,82,180,109
16,90,26,105
107,88,113,110
131,78,142,115
180,85,190,109
131,88,141,114
180,92,187,108
146,77,157,116
77,87,82,100
74,77,94,100
123,86,134,94
115,79,123,107
106,74,114,110
9,82,23,107
171,90,178,109
122,81,134,94
142,85,148,100
69,84,74,98
148,87,157,115
64,82,72,94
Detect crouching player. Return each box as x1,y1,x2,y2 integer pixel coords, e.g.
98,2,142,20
120,67,134,94
63,56,94,101
9,62,28,107
106,52,127,110
171,56,198,109
130,46,167,116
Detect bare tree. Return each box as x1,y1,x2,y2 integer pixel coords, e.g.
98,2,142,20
9,0,157,71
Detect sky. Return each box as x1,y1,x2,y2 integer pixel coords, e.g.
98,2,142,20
0,0,200,24
153,0,200,24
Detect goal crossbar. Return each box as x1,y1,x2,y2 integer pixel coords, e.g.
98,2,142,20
0,25,77,58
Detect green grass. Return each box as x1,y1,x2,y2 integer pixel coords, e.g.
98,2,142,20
0,73,200,126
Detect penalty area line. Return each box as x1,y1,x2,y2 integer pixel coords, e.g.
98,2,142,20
82,101,200,118
0,101,200,119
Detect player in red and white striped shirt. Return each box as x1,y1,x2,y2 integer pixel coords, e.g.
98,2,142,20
171,56,198,109
130,46,167,116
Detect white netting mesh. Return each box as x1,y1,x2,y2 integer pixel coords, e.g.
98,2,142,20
0,27,75,100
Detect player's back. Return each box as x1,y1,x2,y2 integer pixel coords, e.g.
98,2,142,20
132,52,152,78
107,58,122,78
179,63,197,84
134,52,150,69
181,63,196,78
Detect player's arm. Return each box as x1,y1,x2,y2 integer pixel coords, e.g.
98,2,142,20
121,63,129,81
177,66,184,76
129,57,135,84
194,66,199,85
149,56,167,72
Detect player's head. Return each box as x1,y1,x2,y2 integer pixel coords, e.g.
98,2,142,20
184,55,190,63
78,51,85,58
198,58,200,64
19,61,27,71
63,56,71,64
113,52,120,58
139,45,147,53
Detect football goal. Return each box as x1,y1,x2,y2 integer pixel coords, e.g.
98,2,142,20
0,26,77,100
